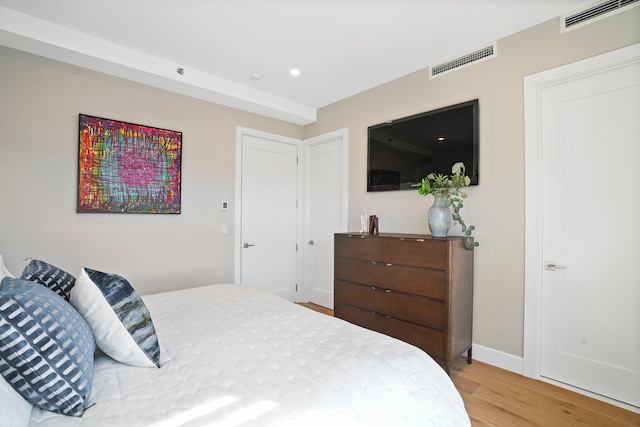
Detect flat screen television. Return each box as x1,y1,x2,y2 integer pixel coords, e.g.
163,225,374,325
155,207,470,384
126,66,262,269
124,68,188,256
367,99,479,192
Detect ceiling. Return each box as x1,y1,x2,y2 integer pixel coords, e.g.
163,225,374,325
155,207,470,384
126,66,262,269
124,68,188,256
0,0,595,124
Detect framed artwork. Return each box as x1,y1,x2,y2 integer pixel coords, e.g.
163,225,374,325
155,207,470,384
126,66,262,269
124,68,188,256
77,114,182,214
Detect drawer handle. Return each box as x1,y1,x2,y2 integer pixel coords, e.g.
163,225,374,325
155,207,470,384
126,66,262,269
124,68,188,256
385,289,392,293
370,311,392,320
371,286,376,290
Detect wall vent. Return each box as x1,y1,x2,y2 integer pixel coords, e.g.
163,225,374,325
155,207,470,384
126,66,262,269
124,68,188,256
562,0,639,32
429,42,497,79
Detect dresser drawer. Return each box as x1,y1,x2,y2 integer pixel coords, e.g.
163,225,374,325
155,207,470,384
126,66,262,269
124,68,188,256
382,238,447,270
335,303,445,360
334,257,446,300
334,234,382,261
335,280,445,330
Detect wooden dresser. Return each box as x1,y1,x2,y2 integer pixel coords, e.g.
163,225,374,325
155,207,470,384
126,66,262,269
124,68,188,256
334,232,473,373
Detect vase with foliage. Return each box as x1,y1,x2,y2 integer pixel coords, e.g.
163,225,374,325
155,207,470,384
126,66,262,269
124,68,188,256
418,162,478,250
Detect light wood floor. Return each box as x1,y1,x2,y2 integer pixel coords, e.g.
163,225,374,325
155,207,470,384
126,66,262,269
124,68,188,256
297,302,640,426
298,302,334,316
450,357,639,426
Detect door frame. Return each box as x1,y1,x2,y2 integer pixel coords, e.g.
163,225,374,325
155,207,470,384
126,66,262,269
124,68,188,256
301,128,349,303
523,43,640,408
234,127,303,291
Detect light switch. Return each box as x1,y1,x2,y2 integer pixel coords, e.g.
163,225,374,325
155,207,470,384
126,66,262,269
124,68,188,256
221,201,229,211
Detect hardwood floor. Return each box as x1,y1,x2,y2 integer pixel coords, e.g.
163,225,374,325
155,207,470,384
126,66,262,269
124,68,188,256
297,302,334,316
297,302,640,426
450,357,639,426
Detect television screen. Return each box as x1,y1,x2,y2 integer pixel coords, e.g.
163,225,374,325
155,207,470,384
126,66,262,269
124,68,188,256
367,99,478,192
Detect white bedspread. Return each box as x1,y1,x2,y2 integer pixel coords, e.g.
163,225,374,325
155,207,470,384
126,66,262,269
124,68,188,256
28,284,470,426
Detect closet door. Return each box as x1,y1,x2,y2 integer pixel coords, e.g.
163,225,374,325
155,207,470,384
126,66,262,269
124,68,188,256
305,132,347,309
240,133,298,301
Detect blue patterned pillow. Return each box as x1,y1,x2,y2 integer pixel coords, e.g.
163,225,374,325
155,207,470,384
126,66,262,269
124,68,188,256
21,259,76,301
0,277,95,416
70,268,160,368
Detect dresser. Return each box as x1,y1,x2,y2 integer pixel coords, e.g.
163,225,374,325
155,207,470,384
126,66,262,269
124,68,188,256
334,232,473,373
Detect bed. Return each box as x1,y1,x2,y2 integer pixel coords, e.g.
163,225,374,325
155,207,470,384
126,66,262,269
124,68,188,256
1,259,471,427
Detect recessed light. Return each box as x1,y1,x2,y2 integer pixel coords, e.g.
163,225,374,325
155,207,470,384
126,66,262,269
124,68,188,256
289,68,301,77
250,72,262,81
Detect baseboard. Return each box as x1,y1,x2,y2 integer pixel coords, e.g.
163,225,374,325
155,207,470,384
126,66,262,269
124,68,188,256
471,343,524,375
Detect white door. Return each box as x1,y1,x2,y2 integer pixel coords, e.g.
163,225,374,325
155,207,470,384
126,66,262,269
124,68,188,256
538,50,640,407
240,133,298,301
305,131,348,309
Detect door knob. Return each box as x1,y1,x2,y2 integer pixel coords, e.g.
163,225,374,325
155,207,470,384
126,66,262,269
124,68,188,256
308,240,314,245
243,243,256,248
544,261,567,271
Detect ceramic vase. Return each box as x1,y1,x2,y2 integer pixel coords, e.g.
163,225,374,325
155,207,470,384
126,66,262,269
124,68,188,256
428,195,451,237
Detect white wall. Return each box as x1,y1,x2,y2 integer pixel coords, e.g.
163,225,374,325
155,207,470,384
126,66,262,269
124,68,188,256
0,46,302,295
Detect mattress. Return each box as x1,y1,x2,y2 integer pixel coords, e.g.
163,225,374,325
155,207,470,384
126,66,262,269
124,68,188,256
28,284,471,426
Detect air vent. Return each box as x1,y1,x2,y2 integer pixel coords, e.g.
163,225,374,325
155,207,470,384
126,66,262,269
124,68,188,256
429,43,497,79
562,0,639,32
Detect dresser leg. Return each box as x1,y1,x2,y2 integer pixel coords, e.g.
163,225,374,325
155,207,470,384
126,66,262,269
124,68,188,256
467,347,472,364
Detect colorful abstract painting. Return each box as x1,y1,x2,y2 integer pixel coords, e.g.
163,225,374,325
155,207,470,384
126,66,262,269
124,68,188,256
78,115,182,214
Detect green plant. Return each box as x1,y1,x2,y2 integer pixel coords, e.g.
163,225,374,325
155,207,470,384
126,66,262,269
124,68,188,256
418,162,479,250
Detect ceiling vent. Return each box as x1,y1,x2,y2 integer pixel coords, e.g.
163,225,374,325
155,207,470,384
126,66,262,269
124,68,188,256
429,42,497,79
562,0,639,32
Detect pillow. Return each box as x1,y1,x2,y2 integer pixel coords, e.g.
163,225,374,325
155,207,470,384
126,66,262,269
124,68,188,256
0,254,16,280
21,259,76,301
71,268,160,368
0,277,95,416
0,374,33,427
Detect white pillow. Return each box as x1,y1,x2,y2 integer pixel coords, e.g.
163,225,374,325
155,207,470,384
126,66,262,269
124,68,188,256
0,363,34,427
0,255,16,280
70,268,160,368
